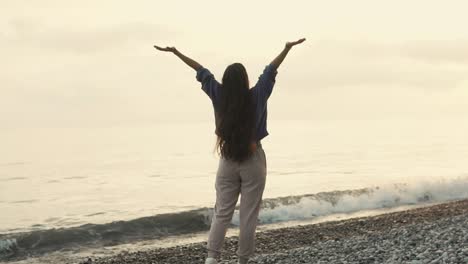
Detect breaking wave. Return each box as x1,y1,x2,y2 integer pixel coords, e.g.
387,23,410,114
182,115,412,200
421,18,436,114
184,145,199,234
1,176,467,260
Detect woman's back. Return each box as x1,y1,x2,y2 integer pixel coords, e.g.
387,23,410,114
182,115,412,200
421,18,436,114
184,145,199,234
196,63,278,159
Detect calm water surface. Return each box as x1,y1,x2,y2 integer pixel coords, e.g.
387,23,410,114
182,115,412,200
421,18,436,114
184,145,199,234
1,118,467,233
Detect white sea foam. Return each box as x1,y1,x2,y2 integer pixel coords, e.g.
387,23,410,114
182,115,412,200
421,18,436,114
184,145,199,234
232,176,468,225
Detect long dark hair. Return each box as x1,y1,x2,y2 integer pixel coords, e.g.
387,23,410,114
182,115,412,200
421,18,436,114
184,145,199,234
214,63,256,163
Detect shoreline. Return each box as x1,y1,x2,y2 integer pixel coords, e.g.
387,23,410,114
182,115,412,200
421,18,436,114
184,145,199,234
81,199,468,264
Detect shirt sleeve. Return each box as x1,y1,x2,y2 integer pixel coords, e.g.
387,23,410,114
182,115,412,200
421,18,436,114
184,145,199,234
196,67,221,102
252,64,278,101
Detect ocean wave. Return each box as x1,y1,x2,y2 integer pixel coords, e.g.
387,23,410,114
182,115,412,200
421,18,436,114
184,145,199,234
0,208,213,260
1,176,467,260
240,176,468,225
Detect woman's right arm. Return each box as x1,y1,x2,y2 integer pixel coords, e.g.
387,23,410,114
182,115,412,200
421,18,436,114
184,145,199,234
270,38,306,70
252,38,306,100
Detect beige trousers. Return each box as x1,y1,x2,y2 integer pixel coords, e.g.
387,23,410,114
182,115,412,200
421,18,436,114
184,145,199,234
207,143,267,262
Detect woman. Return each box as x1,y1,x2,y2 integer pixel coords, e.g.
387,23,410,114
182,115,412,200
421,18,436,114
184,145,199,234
154,38,305,264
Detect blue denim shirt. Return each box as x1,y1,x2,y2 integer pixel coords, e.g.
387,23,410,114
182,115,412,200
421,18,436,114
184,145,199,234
196,64,278,141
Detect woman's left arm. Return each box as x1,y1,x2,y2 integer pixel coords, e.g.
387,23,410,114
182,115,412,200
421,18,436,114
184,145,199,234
154,45,220,100
154,45,202,71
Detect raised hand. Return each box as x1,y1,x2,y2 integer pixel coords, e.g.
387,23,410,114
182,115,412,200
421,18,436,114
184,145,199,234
270,37,306,70
285,38,306,49
153,45,202,70
154,45,177,53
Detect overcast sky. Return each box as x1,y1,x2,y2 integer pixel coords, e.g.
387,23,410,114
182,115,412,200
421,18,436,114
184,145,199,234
1,0,467,128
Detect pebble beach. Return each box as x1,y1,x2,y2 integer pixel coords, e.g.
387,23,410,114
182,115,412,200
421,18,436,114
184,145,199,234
81,199,468,264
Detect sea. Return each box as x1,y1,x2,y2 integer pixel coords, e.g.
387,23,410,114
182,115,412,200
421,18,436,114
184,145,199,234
1,118,468,263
